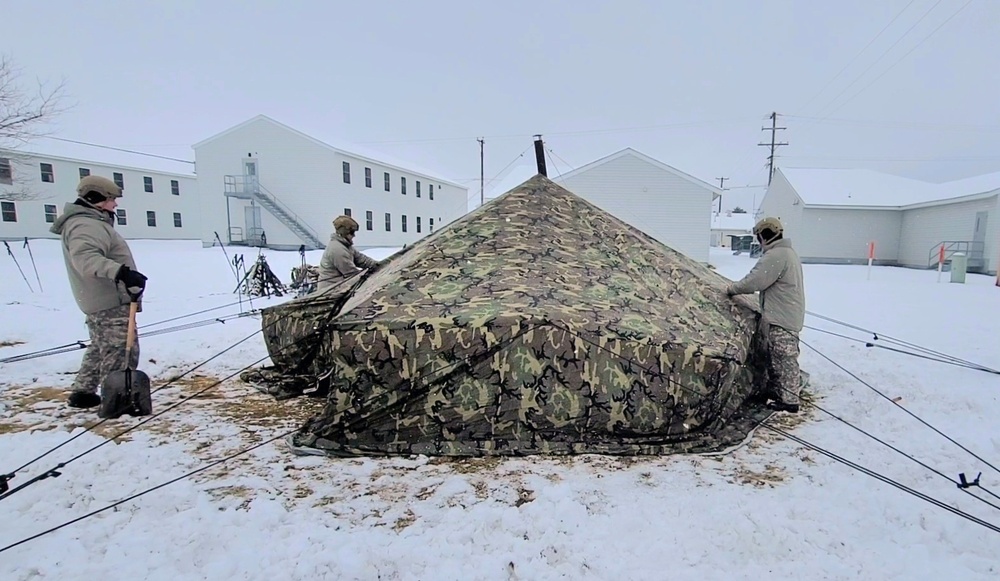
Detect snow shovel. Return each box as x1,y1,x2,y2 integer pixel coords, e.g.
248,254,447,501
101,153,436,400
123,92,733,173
98,298,152,419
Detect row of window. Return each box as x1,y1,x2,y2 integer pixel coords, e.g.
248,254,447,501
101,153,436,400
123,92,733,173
342,162,437,200
0,158,181,195
0,201,182,228
342,208,438,234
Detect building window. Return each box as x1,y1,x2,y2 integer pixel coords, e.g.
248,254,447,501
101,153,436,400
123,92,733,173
416,216,421,233
384,212,391,232
365,210,373,231
40,163,54,183
401,176,407,195
1,201,16,222
116,208,127,226
342,161,351,184
416,181,421,198
0,158,12,185
364,167,372,188
173,212,182,228
113,172,124,189
430,184,434,200
44,204,57,223
384,172,390,192
146,211,156,227
171,179,180,195
401,214,407,232
430,217,434,232
144,176,153,193
79,167,90,178
344,208,352,217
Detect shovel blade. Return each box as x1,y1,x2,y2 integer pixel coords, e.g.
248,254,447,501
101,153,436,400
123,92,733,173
99,368,153,419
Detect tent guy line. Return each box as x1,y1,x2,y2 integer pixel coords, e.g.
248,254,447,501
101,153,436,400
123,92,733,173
4,325,1000,555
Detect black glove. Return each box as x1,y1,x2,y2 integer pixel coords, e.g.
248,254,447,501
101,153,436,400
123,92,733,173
115,265,148,290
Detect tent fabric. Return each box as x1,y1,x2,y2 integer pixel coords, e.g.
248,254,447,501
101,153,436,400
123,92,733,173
249,174,772,457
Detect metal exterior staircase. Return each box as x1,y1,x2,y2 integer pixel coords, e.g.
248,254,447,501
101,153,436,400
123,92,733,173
926,241,986,273
224,175,324,249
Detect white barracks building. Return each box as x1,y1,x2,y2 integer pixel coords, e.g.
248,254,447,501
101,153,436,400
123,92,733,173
0,115,469,251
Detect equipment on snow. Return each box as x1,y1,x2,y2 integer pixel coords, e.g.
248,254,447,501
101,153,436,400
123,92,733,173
235,254,286,298
98,297,152,419
3,240,34,292
23,238,43,292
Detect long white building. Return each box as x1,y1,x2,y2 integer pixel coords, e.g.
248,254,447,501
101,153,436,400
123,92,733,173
0,148,198,241
760,167,1000,275
192,115,468,250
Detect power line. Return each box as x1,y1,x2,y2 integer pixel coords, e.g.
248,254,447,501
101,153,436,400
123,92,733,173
814,0,947,118
758,112,788,185
40,136,195,165
823,0,976,117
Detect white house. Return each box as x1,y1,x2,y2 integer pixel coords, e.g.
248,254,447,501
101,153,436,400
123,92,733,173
192,115,468,251
760,167,1000,275
710,211,755,247
538,148,722,263
0,146,198,242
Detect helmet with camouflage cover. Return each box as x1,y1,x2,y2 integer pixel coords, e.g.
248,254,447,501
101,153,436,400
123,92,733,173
333,215,359,238
76,175,123,201
753,216,783,244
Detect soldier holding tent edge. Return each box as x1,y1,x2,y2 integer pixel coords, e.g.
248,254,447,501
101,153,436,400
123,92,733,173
725,216,805,413
49,175,148,409
315,214,381,294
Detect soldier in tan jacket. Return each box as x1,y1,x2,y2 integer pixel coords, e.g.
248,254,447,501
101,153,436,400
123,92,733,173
49,175,148,409
726,217,805,413
315,215,380,294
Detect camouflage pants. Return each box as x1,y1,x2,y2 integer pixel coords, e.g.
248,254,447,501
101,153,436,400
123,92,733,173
766,326,801,405
71,305,139,394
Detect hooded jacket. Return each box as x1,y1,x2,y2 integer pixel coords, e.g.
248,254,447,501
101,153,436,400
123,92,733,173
315,234,379,293
49,200,138,315
727,237,805,333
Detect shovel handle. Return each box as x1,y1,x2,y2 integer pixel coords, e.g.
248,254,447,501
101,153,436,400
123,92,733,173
126,301,138,361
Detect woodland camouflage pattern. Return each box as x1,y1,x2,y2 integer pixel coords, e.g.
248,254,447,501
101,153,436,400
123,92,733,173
245,175,773,457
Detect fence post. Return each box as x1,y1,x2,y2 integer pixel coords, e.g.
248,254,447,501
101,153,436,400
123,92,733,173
867,241,875,280
938,243,946,283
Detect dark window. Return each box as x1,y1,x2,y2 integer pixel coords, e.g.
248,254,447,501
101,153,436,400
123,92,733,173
171,179,180,195
385,212,391,232
1,201,16,222
364,167,372,188
116,208,127,226
401,177,407,195
365,210,373,231
342,161,351,184
79,167,90,178
173,212,182,227
344,208,352,217
430,218,434,232
430,184,434,200
416,216,421,233
44,204,57,223
401,214,407,232
146,211,156,227
40,163,54,183
143,176,153,193
384,172,390,192
0,158,12,185
113,172,124,189
416,180,421,198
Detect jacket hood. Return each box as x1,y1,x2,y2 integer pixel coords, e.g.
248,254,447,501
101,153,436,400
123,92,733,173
762,237,793,253
49,200,113,235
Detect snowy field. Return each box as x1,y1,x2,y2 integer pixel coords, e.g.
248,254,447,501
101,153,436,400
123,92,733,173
1,239,999,580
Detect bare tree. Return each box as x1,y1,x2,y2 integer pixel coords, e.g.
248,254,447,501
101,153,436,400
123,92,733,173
0,55,69,201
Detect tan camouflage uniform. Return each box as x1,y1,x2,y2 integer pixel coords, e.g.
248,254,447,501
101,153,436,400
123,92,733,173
727,217,805,407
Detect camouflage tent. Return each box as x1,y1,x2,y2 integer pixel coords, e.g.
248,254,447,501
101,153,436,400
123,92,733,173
247,175,773,457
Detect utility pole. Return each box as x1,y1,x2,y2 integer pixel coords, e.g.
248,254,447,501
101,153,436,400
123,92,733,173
716,176,728,213
533,134,547,177
758,111,787,185
478,137,485,207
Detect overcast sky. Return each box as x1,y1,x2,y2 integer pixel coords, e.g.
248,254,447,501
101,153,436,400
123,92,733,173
5,0,999,212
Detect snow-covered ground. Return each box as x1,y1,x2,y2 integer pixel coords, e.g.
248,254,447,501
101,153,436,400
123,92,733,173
1,239,999,580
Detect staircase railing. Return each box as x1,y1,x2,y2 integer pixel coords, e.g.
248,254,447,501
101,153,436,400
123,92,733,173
223,175,324,248
926,241,986,269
